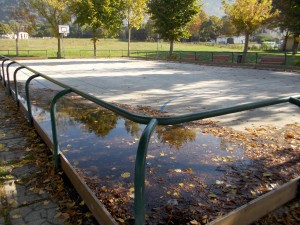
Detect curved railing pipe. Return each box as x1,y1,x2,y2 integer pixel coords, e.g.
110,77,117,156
13,66,26,107
6,61,17,95
134,119,158,225
25,74,41,125
1,58,11,86
154,95,300,125
50,88,73,169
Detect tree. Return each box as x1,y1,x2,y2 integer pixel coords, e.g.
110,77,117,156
189,9,208,41
124,0,147,56
9,2,36,56
148,0,200,57
199,15,222,42
273,0,300,54
28,0,71,58
70,0,124,57
0,22,11,35
223,0,277,56
220,16,237,36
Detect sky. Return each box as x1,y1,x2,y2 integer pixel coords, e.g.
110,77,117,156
202,0,226,17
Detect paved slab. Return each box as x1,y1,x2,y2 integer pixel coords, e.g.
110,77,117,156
14,58,300,131
0,87,64,225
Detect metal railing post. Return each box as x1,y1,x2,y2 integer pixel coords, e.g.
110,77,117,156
6,62,16,95
1,59,10,86
50,88,73,169
0,56,5,81
13,66,26,107
25,74,41,125
134,119,158,225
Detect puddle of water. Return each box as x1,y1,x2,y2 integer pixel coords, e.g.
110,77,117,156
18,88,252,223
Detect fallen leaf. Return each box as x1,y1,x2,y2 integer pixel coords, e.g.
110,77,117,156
117,218,125,223
178,183,184,187
263,173,272,177
12,214,21,219
208,193,217,199
216,180,224,185
121,172,130,178
190,219,200,225
43,200,49,205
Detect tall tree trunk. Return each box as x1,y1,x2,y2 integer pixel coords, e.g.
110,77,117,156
15,32,19,57
169,40,174,58
93,30,97,57
128,26,131,57
282,32,289,52
57,36,61,58
93,38,97,57
242,32,250,63
292,34,299,55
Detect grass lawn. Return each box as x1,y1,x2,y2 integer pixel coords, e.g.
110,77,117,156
0,38,244,57
0,38,299,65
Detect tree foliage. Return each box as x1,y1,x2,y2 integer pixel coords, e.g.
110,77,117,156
0,22,12,35
70,0,124,56
222,0,277,54
199,15,222,41
189,9,208,41
124,0,147,56
148,0,200,56
273,0,300,53
28,0,71,58
9,2,36,56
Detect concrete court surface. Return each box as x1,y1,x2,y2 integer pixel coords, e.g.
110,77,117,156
15,58,300,131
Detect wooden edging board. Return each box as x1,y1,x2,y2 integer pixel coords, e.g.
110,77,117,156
18,100,118,225
208,177,299,225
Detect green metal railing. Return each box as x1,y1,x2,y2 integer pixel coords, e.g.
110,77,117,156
1,56,300,225
0,50,48,58
130,50,291,65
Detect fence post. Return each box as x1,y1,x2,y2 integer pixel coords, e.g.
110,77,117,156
50,88,73,169
284,51,287,65
256,52,258,64
134,119,158,225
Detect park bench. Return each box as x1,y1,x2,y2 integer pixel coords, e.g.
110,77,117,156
213,54,230,62
260,56,285,65
181,53,197,61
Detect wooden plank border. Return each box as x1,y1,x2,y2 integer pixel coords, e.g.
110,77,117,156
209,177,299,225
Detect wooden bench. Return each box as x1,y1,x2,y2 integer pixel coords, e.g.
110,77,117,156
181,53,197,61
260,56,285,65
213,54,230,62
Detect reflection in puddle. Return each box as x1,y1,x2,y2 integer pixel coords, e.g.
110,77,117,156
27,93,251,224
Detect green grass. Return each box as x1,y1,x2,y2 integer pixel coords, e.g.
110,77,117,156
0,38,299,65
0,38,245,57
